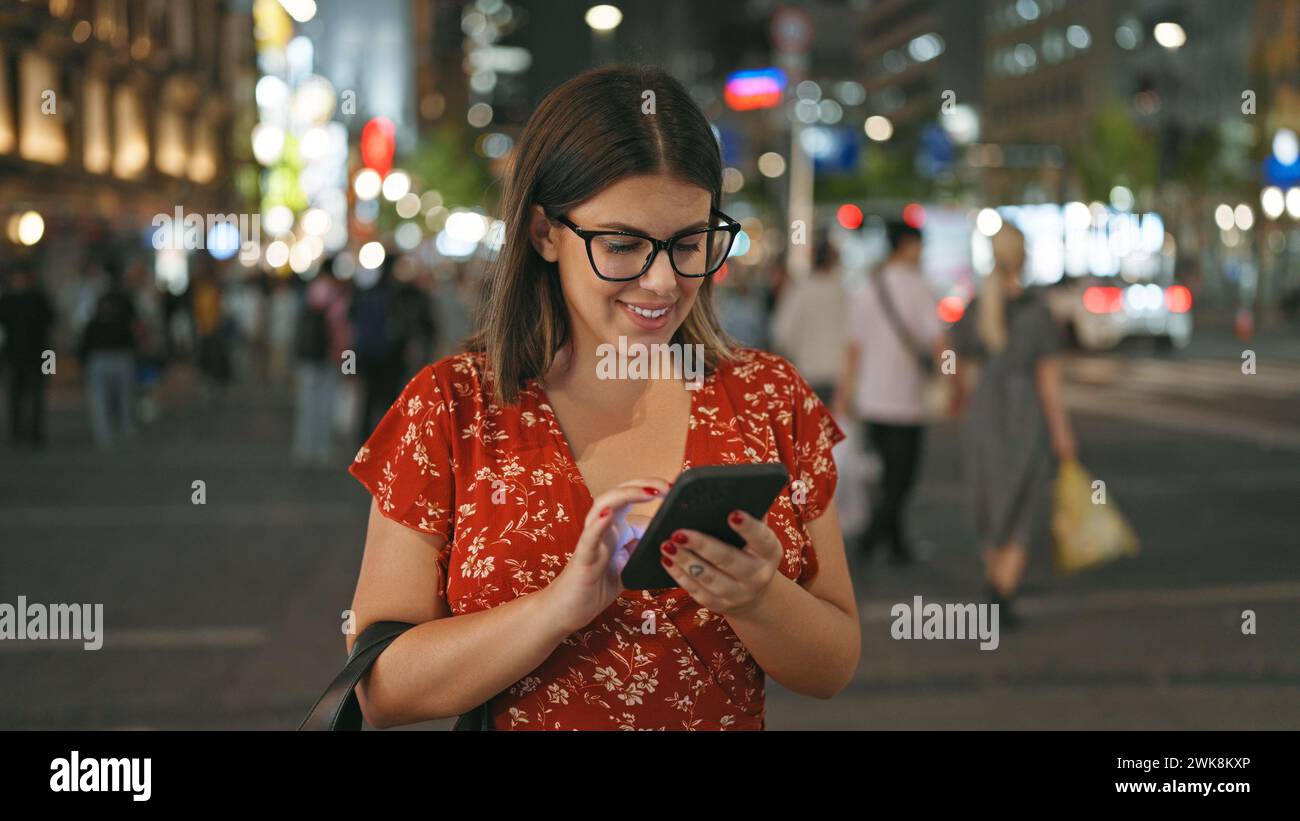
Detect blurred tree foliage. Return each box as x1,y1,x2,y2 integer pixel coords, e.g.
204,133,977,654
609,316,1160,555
816,127,935,202
407,125,495,210
1170,128,1222,190
1076,102,1158,200
370,124,495,235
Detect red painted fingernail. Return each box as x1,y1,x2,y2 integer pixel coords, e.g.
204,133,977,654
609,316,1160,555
661,541,677,555
730,511,744,525
599,507,610,517
661,556,673,567
643,487,660,495
672,531,688,544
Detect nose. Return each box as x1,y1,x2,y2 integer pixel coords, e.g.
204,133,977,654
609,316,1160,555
638,246,678,296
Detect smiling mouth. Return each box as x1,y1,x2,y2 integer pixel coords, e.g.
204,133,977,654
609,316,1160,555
620,302,673,319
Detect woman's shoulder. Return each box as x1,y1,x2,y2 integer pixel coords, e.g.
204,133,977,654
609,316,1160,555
715,347,846,467
409,350,493,410
425,349,487,384
715,347,815,396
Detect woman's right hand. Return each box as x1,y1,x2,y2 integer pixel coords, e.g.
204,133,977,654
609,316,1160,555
1051,426,1078,462
541,478,672,636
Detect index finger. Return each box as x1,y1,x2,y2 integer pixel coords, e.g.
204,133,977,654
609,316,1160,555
727,510,783,562
583,481,668,530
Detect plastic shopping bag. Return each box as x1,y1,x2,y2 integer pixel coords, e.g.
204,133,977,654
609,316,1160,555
1052,458,1140,574
832,413,878,539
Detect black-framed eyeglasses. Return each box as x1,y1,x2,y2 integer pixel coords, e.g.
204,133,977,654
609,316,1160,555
554,208,741,282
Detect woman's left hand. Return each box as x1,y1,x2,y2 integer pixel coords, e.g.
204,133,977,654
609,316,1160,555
658,511,783,617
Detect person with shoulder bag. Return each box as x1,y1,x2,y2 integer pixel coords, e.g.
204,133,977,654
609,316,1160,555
833,221,943,565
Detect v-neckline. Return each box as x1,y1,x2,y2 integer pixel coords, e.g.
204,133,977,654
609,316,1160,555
530,371,713,509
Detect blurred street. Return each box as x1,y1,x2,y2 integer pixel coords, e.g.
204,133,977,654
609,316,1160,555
2,326,1296,730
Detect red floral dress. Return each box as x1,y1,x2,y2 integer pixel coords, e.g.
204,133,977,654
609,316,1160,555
349,347,844,730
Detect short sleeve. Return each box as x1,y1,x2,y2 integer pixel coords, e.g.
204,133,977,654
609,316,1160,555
778,362,845,587
348,364,457,597
1027,300,1062,360
772,353,846,530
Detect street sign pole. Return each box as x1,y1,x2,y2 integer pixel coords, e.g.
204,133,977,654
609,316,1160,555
788,117,813,279
773,6,813,280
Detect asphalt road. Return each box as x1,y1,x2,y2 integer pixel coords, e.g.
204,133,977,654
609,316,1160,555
1,330,1297,729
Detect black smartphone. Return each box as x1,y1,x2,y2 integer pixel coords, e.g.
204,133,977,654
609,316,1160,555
619,463,790,590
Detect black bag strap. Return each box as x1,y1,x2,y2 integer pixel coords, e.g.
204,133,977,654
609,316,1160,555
870,266,930,368
299,620,494,731
299,620,414,731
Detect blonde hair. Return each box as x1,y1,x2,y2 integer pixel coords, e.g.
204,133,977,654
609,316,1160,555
977,223,1026,354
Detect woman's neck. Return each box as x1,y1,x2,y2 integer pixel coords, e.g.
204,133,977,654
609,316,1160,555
543,337,661,409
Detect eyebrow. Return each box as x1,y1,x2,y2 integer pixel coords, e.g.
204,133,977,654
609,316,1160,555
596,220,711,235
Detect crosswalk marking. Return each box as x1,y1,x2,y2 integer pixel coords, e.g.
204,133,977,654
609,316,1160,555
0,502,361,528
1063,385,1300,451
0,626,268,653
857,580,1300,624
1067,356,1300,398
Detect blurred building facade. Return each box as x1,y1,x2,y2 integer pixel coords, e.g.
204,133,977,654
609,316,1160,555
857,0,983,136
0,0,256,294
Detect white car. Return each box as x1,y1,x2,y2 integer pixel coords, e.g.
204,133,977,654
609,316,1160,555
1041,277,1193,351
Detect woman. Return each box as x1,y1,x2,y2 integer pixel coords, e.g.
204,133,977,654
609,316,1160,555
345,65,860,730
949,224,1077,625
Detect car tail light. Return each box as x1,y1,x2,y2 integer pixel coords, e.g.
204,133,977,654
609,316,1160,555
1083,286,1124,313
1165,285,1193,313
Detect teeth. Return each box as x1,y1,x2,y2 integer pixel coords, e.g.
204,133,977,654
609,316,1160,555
628,304,670,319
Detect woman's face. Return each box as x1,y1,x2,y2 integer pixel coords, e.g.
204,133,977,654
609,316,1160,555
530,173,713,353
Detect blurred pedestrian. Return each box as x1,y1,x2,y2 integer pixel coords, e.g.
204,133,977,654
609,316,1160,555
349,255,414,444
0,263,56,446
433,266,474,359
191,263,231,403
267,276,299,383
293,258,350,466
124,261,165,424
715,265,771,349
835,220,941,564
60,262,108,348
390,255,437,381
78,279,140,450
948,224,1077,624
225,273,267,384
771,231,846,403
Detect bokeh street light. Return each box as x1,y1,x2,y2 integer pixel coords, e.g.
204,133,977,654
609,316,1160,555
1287,188,1300,220
864,115,893,142
976,208,1003,237
381,170,411,202
1261,186,1285,220
353,169,381,201
1153,22,1186,50
584,5,622,31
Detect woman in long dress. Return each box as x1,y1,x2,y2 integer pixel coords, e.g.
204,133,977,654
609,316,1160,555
949,224,1077,624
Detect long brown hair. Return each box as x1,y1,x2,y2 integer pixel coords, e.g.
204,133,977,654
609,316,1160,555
467,64,736,405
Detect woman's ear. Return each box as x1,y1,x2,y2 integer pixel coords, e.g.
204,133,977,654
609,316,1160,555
527,204,560,263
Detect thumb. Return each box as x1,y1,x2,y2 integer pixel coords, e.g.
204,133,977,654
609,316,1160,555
576,507,618,566
611,538,637,574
